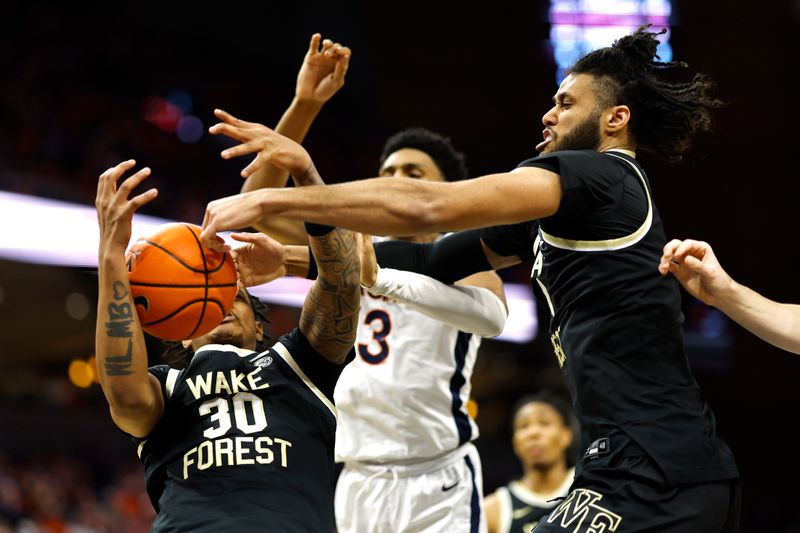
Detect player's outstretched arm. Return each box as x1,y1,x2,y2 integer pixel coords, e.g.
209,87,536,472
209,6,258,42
201,166,562,247
660,239,800,354
359,235,508,337
95,160,164,437
299,225,361,363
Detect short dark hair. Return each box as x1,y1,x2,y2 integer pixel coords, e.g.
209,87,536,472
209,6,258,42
159,291,271,368
569,25,722,163
379,127,469,181
511,389,575,429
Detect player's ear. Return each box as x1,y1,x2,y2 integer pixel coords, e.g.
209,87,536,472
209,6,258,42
254,320,264,343
560,425,574,449
604,105,630,133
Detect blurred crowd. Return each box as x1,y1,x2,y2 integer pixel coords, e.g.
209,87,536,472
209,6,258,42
0,454,153,533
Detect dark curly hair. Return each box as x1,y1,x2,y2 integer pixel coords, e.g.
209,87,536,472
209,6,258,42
569,25,722,162
379,127,469,181
159,291,271,369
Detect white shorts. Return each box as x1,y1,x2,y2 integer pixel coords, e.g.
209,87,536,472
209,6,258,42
335,443,487,533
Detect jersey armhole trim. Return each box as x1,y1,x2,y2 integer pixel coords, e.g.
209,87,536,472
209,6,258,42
540,152,653,252
497,486,512,533
272,341,337,418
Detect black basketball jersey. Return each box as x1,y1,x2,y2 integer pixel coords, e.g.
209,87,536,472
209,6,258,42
137,328,353,532
495,472,574,533
482,149,739,485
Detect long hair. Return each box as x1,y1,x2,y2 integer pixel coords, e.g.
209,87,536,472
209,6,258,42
570,25,722,162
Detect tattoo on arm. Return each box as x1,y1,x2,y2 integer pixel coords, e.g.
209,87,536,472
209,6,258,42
104,281,135,376
301,228,361,357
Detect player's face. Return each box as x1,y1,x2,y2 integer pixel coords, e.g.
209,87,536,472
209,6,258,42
191,289,263,350
538,73,602,154
380,148,445,241
379,148,446,183
512,402,572,469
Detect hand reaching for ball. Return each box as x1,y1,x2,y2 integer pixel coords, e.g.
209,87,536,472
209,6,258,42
230,232,287,287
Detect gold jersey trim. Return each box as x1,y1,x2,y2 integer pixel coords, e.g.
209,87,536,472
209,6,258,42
272,342,337,418
540,150,652,252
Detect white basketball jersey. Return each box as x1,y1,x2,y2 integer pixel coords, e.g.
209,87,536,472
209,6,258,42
334,287,482,463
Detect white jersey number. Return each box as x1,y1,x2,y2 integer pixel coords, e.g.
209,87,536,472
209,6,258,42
199,392,268,439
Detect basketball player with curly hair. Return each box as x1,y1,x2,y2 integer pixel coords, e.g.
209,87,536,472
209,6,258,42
201,26,741,530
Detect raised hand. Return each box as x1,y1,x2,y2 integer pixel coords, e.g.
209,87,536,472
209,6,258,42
295,33,351,104
95,160,158,253
230,232,287,287
659,239,733,306
209,109,313,179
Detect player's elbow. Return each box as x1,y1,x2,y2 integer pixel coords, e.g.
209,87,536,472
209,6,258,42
388,195,453,234
105,387,158,418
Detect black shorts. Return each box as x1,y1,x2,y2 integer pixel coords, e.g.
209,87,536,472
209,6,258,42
532,450,741,533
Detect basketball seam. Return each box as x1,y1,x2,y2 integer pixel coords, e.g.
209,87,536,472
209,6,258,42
143,299,227,327
185,224,210,339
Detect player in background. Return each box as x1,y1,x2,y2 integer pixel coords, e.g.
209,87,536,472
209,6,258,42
209,34,507,531
660,238,800,354
94,158,360,532
484,392,575,533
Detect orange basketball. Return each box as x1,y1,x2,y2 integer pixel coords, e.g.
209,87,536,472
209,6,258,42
125,223,238,341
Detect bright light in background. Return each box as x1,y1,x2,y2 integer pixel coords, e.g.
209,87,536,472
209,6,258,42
142,90,204,143
68,358,95,389
0,191,538,343
549,0,673,84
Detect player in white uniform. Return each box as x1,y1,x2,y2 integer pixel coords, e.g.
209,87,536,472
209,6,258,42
206,35,507,530
332,228,506,532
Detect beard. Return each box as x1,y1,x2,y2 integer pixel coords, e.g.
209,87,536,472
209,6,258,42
542,109,602,153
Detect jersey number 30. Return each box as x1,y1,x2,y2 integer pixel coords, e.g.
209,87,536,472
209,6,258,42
199,392,267,439
357,309,392,365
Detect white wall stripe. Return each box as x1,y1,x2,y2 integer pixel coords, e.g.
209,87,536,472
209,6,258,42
272,342,337,418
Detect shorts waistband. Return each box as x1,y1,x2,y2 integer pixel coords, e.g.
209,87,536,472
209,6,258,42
342,443,475,478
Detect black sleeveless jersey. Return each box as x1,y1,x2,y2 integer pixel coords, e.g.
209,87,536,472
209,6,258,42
482,150,739,485
495,473,574,533
137,328,354,532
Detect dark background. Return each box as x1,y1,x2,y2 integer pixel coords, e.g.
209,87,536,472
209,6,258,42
1,2,798,531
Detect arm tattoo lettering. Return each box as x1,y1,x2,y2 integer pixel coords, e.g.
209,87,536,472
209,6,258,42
104,280,135,375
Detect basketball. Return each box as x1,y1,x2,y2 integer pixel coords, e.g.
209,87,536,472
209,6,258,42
125,222,238,341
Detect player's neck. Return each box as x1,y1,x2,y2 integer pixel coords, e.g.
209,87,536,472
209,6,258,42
521,461,569,496
597,135,635,155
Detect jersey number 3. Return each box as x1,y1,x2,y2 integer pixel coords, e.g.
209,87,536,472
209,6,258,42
357,309,392,365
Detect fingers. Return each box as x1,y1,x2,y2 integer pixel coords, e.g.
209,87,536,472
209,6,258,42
308,33,322,54
230,232,261,244
672,239,708,263
220,139,262,160
241,154,263,178
332,49,351,83
116,166,152,198
128,188,159,211
213,108,249,127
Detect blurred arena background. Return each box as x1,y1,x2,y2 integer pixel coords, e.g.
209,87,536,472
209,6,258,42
0,2,798,531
